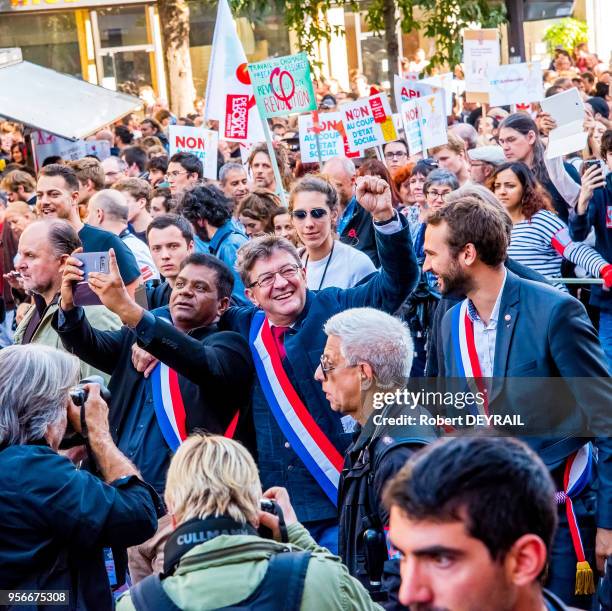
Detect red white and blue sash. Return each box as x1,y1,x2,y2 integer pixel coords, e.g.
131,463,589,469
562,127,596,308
249,311,343,505
558,444,594,563
451,299,489,416
151,363,188,452
151,362,239,452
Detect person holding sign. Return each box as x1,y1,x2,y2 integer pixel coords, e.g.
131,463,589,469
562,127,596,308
289,176,375,290
150,175,416,553
498,113,581,222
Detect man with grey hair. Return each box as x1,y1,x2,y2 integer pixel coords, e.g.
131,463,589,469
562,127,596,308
315,307,435,609
101,155,128,187
219,162,250,214
87,189,158,281
13,219,120,382
0,344,159,609
322,156,379,266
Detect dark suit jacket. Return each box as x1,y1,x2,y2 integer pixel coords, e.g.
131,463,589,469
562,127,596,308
438,270,612,528
220,213,418,522
426,257,550,376
52,307,255,457
339,197,379,267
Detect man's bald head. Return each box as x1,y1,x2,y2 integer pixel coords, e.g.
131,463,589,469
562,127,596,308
322,157,356,207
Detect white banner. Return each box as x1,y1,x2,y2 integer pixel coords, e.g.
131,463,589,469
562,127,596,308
340,94,398,151
203,0,264,143
169,126,219,180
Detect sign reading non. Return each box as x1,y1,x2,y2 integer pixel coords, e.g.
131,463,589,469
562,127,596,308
298,112,359,163
169,126,219,180
340,93,398,151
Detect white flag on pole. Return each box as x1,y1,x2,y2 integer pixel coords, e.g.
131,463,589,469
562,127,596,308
204,0,264,143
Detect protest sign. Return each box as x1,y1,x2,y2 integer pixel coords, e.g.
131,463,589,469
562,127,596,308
169,126,219,179
419,73,454,116
400,100,424,156
393,75,435,114
204,0,264,142
463,29,500,103
85,140,111,161
248,52,317,118
340,93,398,151
541,88,587,159
32,131,86,170
418,92,448,150
298,112,359,163
399,90,447,154
488,62,544,107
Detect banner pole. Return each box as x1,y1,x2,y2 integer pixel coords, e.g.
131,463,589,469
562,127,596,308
259,111,288,208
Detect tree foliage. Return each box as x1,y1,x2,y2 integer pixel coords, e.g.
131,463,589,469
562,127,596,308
543,18,588,55
229,0,507,74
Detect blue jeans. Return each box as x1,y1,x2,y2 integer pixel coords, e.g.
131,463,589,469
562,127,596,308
303,518,339,556
600,309,612,374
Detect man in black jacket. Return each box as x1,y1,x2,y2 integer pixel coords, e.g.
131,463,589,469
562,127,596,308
53,250,254,578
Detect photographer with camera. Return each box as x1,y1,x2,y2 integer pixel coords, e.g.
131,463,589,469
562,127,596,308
118,434,384,611
0,344,160,610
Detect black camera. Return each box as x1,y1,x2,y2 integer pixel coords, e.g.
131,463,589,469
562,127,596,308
62,376,112,449
69,375,111,406
258,499,288,542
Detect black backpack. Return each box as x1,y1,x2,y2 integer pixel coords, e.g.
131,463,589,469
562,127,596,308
130,549,311,611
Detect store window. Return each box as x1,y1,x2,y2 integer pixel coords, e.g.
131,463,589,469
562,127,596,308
188,3,291,96
97,5,149,48
93,5,153,95
0,12,80,77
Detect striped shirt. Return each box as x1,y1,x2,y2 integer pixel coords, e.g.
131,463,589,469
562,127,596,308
508,210,606,290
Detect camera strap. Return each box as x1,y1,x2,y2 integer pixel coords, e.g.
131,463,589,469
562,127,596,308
163,516,258,575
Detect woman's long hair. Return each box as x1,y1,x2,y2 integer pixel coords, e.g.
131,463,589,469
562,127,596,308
498,113,549,185
487,161,554,221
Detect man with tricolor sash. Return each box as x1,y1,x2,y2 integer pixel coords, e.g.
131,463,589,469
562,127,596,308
219,175,419,552
53,249,254,579
423,194,612,608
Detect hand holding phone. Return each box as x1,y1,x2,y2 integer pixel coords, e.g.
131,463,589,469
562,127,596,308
73,252,109,307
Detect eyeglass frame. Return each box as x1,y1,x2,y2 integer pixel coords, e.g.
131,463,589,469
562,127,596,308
247,263,302,289
319,354,358,381
384,151,408,160
425,188,452,201
165,169,190,179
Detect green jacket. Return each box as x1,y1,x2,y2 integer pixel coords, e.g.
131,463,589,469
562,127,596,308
13,299,121,385
117,522,384,611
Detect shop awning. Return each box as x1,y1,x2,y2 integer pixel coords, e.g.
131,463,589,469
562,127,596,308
0,48,142,141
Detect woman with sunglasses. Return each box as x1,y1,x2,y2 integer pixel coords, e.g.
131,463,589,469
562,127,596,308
289,175,375,290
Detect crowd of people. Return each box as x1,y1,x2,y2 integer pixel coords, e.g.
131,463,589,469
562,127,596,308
0,40,611,611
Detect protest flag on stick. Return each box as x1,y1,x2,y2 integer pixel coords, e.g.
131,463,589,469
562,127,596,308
204,0,264,143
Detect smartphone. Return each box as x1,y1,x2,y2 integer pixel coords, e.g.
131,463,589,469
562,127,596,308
584,159,600,171
73,252,108,306
74,252,109,280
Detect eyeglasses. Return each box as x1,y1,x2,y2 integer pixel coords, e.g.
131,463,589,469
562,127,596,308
384,151,408,160
319,355,355,381
248,263,302,289
166,170,188,179
291,208,328,220
426,190,451,200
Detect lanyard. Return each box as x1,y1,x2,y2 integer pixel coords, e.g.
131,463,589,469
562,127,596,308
304,240,335,291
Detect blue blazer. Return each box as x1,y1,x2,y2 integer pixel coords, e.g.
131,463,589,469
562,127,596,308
221,214,418,522
438,270,612,528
